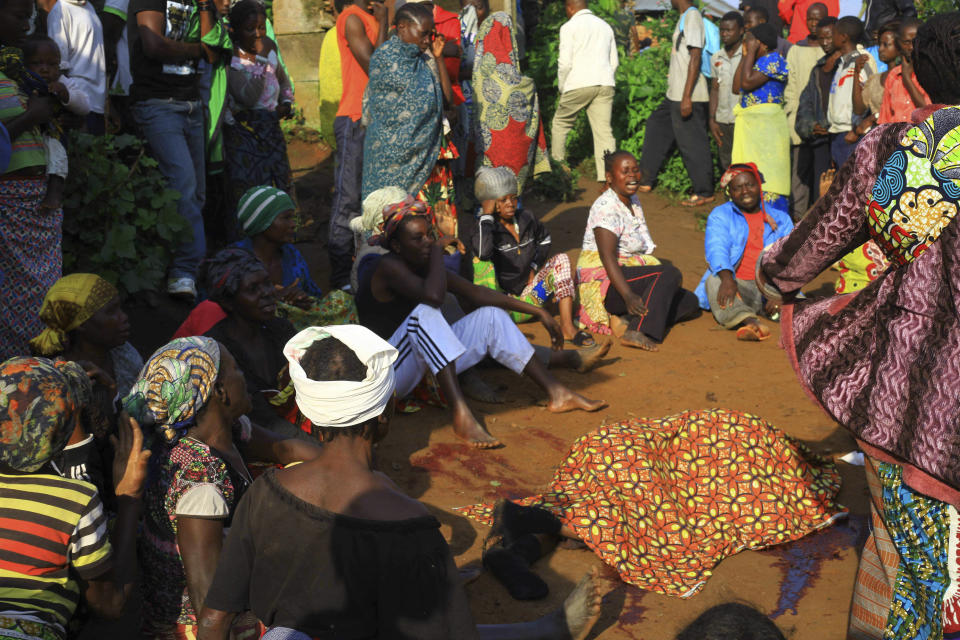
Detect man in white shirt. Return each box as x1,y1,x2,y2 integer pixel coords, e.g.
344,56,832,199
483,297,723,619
550,0,618,182
638,0,714,207
41,0,108,134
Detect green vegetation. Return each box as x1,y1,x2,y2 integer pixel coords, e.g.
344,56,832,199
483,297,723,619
527,1,712,199
62,132,186,296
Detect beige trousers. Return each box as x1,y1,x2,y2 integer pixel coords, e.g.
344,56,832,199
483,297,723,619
550,85,616,181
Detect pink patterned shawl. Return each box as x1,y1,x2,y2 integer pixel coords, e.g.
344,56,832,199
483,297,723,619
761,116,960,496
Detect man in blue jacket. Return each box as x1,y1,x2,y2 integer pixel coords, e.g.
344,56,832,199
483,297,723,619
694,163,793,340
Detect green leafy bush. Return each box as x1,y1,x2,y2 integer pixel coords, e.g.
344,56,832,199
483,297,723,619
62,132,186,296
916,0,957,20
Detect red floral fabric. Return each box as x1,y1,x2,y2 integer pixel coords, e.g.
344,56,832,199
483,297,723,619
456,409,845,597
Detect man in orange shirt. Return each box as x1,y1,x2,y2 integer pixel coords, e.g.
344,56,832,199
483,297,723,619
779,0,838,43
329,0,391,290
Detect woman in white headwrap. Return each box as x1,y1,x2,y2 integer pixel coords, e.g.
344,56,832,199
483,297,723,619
199,325,604,640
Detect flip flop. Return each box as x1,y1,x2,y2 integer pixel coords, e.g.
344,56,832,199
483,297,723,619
564,330,596,348
736,323,771,341
680,194,716,208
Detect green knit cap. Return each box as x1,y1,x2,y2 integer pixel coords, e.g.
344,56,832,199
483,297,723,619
237,186,296,237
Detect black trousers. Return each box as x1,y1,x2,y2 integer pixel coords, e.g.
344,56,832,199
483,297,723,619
795,140,831,214
639,99,714,198
603,264,700,341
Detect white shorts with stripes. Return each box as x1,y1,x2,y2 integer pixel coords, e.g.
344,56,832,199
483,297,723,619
389,304,536,398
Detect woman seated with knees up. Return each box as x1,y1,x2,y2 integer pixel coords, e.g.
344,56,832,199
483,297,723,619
694,163,793,341
232,186,357,329
174,247,298,436
468,167,599,349
125,337,320,639
0,356,149,639
197,326,604,640
355,196,606,449
577,150,700,351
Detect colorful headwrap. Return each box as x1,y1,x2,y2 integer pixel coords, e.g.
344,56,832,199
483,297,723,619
122,337,221,443
237,186,296,237
29,274,120,356
352,187,410,236
283,325,398,428
200,247,268,303
866,105,960,265
368,195,429,248
719,162,779,230
0,357,92,472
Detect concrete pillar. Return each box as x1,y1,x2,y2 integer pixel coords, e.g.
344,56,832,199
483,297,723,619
273,0,335,129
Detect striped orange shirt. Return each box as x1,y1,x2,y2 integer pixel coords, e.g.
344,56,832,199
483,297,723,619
0,473,112,638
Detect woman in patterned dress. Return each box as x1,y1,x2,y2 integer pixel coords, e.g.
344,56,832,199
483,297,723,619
0,0,61,359
758,14,960,638
127,337,319,639
732,23,791,206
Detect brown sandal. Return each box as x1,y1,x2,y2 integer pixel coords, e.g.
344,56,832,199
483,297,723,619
736,323,771,341
680,194,716,208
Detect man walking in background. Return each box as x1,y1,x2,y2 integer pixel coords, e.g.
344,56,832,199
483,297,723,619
639,0,714,207
550,0,617,182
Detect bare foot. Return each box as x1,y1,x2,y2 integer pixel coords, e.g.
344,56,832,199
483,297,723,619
452,407,502,449
460,369,505,404
571,339,612,373
608,314,629,338
563,568,604,640
547,388,605,413
621,329,659,351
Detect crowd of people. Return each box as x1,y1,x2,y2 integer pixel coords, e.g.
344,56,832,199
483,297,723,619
2,0,960,635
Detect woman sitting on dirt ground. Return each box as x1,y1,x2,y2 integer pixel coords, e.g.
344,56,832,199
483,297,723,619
127,337,320,639
197,325,604,640
355,196,607,449
173,247,299,438
694,163,792,340
577,150,700,351
468,166,597,348
232,185,357,330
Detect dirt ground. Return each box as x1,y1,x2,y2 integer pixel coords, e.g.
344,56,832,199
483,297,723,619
277,141,871,640
114,140,870,639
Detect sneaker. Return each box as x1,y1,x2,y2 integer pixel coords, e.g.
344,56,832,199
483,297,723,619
167,277,197,301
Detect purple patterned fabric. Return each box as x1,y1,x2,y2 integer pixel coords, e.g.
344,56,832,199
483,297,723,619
761,121,960,491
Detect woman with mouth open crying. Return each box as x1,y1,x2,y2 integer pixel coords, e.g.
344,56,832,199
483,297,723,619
576,150,701,350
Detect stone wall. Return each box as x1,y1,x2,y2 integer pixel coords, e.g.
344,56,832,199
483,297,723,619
273,0,335,129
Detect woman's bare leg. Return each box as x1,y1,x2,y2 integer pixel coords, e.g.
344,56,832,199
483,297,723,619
558,297,579,340
436,363,502,449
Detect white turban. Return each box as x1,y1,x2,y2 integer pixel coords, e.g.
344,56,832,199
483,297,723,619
283,325,398,428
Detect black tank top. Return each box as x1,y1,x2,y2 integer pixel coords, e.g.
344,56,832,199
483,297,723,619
355,254,417,340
